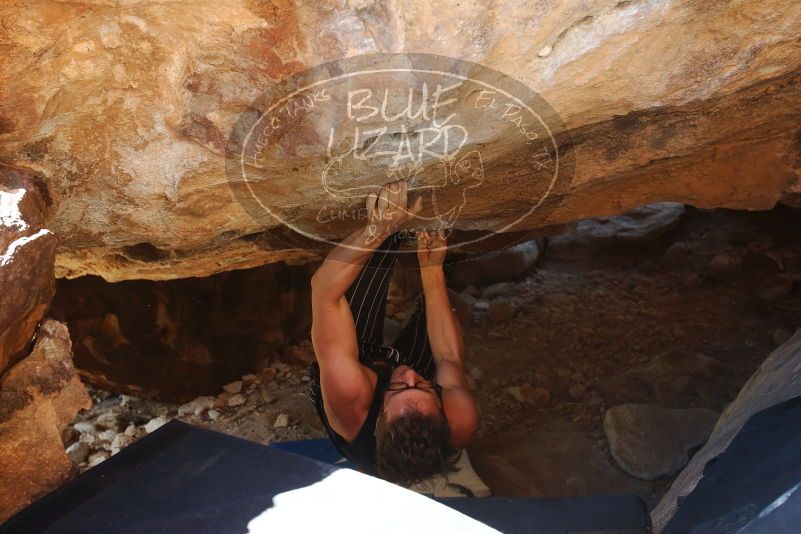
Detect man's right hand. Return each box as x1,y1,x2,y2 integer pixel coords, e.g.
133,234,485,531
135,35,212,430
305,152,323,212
364,179,422,244
417,229,448,268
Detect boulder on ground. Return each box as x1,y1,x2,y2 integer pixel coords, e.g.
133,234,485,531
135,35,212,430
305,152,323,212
604,404,719,480
469,424,651,498
448,240,540,290
548,203,685,261
706,254,740,282
659,242,691,269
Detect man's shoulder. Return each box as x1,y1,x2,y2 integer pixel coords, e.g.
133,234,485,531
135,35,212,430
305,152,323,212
318,361,378,439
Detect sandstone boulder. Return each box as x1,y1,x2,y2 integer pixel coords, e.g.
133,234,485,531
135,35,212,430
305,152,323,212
0,320,91,522
0,167,57,374
604,404,719,481
449,240,541,290
548,203,685,261
468,424,651,498
0,2,799,281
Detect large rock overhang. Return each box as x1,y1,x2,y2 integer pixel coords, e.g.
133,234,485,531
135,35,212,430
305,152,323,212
0,0,798,281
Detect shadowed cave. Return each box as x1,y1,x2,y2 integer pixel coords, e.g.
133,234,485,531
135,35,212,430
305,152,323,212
49,204,801,511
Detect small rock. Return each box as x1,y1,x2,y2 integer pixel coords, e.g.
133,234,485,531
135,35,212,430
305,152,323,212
96,411,123,431
98,429,118,442
660,242,690,268
274,413,290,428
111,433,134,455
261,367,278,382
66,441,90,464
73,421,97,434
178,395,217,416
707,254,739,282
487,299,517,323
469,366,484,380
61,426,79,447
507,384,550,407
569,384,587,400
144,416,169,434
79,433,97,446
223,380,243,394
207,409,221,421
215,391,232,407
88,451,110,467
227,394,246,407
124,424,137,437
261,392,278,404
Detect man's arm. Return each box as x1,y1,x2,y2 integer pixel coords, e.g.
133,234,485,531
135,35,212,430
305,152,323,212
420,266,465,365
311,180,421,438
418,231,479,447
311,225,383,435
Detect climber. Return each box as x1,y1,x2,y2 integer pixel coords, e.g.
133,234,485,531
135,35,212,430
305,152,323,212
308,178,479,486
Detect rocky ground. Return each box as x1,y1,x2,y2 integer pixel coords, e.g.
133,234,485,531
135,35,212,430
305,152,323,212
62,204,801,509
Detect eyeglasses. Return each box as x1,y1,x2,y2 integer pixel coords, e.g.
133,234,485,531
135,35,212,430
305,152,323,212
385,380,443,398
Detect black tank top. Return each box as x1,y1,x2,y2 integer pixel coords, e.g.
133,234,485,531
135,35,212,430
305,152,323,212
308,359,395,474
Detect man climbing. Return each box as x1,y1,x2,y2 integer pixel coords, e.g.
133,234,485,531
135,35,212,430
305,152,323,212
308,178,479,486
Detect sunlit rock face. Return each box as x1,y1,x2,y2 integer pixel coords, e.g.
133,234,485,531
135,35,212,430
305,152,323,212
0,0,799,281
0,320,91,522
0,167,57,374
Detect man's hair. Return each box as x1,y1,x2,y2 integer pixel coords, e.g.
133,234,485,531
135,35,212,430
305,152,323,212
374,409,461,486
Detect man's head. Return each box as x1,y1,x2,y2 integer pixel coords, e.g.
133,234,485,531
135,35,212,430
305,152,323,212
374,365,460,486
